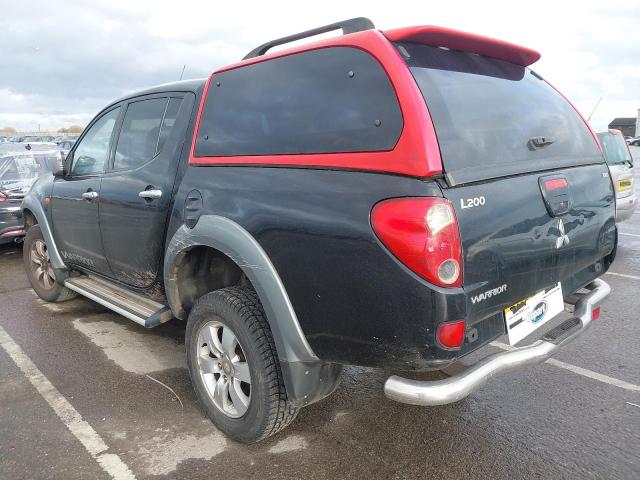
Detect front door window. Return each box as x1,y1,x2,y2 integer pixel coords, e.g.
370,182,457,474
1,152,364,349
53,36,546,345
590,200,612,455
72,107,120,176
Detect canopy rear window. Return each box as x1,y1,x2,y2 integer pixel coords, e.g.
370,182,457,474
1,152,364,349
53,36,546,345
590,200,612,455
398,43,602,185
195,47,403,157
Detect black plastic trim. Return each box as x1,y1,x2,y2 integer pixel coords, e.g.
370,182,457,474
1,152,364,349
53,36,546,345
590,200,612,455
243,17,375,59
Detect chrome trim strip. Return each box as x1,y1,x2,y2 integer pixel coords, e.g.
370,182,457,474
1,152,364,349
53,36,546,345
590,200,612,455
384,279,611,406
138,189,163,199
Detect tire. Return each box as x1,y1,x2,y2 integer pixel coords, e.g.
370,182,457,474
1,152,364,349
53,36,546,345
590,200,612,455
186,286,298,443
23,225,77,302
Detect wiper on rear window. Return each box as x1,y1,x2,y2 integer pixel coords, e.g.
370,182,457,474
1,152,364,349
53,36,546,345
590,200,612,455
527,136,555,150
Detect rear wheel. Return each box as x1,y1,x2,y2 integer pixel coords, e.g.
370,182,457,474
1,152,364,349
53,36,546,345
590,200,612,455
23,225,77,302
186,286,298,443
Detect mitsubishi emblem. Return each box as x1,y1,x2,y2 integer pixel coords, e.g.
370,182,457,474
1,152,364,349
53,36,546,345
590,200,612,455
555,218,570,249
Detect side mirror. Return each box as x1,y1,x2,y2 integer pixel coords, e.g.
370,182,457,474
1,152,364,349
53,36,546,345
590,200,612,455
52,152,68,177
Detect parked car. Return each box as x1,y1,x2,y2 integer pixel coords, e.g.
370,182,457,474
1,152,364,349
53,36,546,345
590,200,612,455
57,139,76,158
628,137,640,146
597,130,636,222
1,144,59,244
21,18,615,443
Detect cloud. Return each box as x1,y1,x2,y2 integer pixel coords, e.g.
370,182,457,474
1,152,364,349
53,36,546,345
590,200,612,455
1,0,638,132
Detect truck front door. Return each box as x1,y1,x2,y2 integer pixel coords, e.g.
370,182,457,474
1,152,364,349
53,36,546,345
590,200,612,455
50,106,121,275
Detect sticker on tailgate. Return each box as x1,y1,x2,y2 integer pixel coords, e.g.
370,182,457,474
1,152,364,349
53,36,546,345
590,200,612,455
504,283,564,345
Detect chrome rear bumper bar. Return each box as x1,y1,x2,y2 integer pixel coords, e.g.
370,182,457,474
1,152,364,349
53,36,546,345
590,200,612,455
384,279,610,406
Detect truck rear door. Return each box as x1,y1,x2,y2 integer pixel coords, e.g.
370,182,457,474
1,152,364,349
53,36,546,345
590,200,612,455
400,42,616,331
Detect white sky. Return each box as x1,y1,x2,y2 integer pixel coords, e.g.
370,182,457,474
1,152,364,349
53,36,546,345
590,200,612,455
1,0,639,132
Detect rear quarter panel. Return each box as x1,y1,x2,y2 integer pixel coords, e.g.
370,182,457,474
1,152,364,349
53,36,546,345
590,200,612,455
169,166,471,369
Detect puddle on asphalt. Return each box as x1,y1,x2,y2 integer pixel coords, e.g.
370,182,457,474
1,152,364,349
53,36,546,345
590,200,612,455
268,434,308,454
136,430,227,475
35,298,69,312
73,315,186,374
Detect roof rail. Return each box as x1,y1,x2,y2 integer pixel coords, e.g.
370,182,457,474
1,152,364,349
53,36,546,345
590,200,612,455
242,17,375,60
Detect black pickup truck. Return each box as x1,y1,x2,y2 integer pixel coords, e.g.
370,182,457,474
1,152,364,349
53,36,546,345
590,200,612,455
21,18,616,443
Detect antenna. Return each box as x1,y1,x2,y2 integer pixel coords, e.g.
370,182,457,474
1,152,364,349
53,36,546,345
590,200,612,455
179,64,186,81
587,97,602,122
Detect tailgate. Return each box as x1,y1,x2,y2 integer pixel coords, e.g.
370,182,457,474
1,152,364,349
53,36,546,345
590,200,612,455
444,164,616,322
398,41,616,323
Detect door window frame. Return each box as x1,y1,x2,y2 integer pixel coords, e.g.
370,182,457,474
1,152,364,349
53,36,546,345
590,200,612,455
65,104,124,178
107,92,186,174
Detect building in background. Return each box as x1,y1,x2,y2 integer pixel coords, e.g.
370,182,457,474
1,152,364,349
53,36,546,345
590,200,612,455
608,112,639,137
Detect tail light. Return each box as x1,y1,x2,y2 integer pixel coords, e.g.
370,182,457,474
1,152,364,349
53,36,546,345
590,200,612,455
371,197,462,287
591,306,600,321
0,192,6,202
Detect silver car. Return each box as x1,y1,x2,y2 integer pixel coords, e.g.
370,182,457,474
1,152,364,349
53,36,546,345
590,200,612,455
598,129,636,222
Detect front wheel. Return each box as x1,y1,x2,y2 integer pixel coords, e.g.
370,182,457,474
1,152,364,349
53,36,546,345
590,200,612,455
186,286,298,443
23,225,77,302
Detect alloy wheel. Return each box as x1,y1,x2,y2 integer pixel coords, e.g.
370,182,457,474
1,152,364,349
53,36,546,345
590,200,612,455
30,239,56,290
196,320,252,418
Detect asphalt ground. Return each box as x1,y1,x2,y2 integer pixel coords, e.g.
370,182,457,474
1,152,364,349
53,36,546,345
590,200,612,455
1,149,639,479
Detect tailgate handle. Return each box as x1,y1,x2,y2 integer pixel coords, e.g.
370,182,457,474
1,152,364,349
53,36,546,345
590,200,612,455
528,136,555,150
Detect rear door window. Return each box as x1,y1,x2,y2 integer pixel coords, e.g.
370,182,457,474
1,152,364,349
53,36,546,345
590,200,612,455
156,97,182,154
399,43,602,185
114,97,168,171
195,47,403,156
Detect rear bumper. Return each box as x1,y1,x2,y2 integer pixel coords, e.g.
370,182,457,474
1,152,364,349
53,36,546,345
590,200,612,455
384,278,610,406
616,193,637,222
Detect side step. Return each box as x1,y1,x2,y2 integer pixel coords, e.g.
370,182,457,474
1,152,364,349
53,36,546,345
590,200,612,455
64,276,173,328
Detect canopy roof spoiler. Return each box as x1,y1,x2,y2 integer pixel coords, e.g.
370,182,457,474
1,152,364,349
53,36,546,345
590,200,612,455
383,26,541,67
243,17,375,60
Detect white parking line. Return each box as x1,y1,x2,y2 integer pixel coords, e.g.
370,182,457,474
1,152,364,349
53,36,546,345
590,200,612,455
619,232,640,238
0,325,136,480
491,341,640,392
605,271,640,281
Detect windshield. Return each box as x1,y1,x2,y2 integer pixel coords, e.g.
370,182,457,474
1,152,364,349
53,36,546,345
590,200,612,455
399,42,602,184
0,153,51,193
597,132,632,165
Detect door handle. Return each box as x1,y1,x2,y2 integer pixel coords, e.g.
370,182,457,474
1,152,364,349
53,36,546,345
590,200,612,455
138,189,163,200
82,191,99,200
